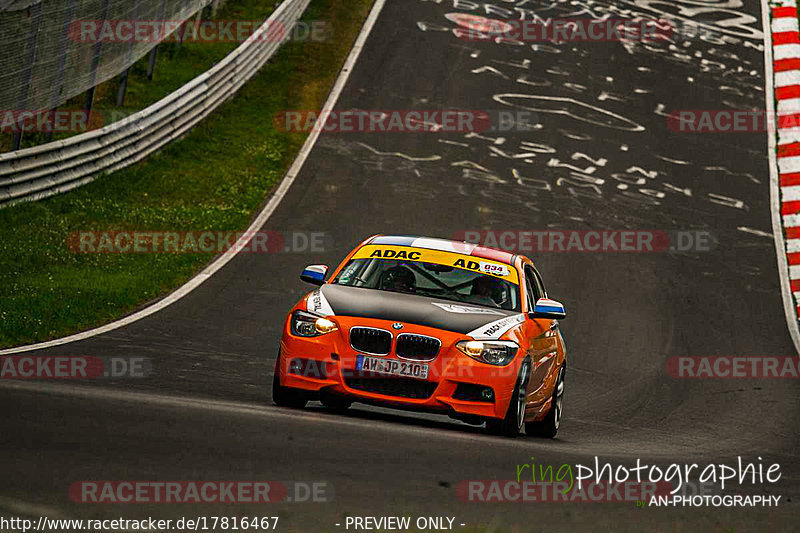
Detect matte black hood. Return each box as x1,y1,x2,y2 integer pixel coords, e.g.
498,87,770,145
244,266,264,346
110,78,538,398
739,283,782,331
317,284,518,335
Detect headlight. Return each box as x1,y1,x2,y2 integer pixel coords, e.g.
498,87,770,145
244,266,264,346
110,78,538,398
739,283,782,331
456,340,519,366
291,311,338,337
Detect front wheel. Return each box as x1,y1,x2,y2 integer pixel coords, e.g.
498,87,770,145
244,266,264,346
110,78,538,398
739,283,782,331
272,353,308,409
526,365,565,438
486,360,530,437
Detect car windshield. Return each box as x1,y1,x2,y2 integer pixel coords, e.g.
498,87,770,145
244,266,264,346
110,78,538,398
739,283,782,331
332,257,520,311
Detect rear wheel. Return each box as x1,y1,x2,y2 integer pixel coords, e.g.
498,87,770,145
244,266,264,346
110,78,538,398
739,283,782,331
272,351,309,409
526,365,565,438
486,360,530,437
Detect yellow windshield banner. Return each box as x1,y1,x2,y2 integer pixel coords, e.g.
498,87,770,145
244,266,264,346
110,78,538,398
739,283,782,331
352,245,519,284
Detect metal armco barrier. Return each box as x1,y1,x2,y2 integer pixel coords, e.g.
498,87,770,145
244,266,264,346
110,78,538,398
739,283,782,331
0,0,311,208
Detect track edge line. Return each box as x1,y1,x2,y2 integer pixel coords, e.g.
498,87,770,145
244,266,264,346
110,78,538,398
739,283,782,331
0,0,390,356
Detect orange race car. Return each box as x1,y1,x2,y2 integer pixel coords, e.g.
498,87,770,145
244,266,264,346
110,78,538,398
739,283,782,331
273,235,567,438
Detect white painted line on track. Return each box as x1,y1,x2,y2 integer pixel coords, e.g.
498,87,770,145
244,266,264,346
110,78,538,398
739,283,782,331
0,495,139,533
0,381,530,448
0,496,66,518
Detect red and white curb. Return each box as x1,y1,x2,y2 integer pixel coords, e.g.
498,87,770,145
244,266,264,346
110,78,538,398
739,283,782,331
769,0,800,351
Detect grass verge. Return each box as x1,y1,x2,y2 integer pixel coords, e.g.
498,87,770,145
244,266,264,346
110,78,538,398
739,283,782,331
0,0,375,348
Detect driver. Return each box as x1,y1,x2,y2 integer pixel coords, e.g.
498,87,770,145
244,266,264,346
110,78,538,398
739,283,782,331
471,275,503,307
380,265,416,294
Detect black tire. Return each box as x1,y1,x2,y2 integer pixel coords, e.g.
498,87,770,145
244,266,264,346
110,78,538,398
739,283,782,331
526,365,565,438
320,392,352,413
486,360,530,438
272,353,308,409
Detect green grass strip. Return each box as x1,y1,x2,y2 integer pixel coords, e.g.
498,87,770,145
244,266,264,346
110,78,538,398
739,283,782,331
0,0,375,348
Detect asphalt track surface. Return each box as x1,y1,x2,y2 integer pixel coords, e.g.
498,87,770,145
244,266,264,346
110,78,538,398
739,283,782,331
2,0,800,531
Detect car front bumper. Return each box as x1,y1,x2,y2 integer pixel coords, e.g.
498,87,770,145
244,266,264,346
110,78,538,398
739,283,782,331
278,315,533,420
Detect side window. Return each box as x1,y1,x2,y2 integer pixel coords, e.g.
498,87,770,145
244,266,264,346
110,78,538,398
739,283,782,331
532,267,546,299
524,265,543,310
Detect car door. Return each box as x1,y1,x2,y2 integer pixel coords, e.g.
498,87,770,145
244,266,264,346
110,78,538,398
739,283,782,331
522,262,562,409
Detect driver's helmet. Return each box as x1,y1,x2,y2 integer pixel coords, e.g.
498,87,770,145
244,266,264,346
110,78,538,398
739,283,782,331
471,275,503,304
380,265,416,293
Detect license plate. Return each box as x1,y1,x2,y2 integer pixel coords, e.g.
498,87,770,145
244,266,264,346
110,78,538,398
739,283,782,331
356,355,429,380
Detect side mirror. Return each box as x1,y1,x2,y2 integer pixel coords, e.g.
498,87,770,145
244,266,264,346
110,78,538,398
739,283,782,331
530,298,566,320
300,264,328,286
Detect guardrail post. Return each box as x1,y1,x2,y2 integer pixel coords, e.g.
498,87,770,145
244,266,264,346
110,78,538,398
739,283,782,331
116,68,130,106
177,20,186,48
44,107,57,143
192,9,203,41
11,131,22,151
147,45,159,81
147,0,167,81
12,2,42,152
83,86,96,121
47,0,77,141
83,0,108,130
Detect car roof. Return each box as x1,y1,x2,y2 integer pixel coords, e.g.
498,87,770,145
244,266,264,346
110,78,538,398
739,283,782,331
366,235,517,266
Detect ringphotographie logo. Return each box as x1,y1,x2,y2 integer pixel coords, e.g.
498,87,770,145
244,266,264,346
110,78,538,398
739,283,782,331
458,457,783,507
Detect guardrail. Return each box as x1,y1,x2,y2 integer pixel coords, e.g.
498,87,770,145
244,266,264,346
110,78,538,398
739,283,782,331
0,0,311,208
